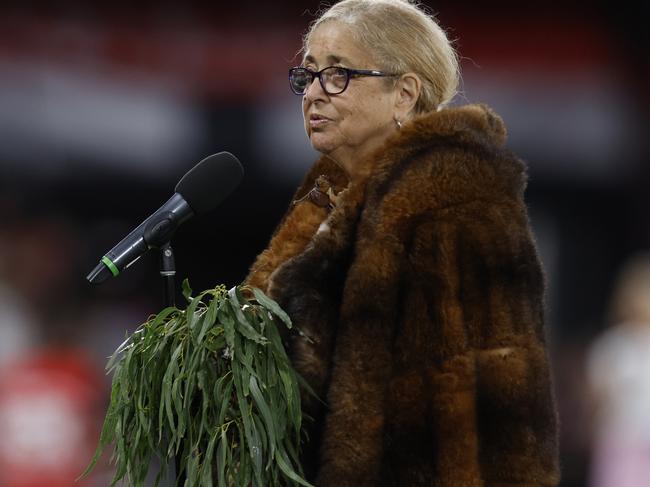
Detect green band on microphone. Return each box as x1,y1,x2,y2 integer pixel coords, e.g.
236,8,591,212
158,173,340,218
102,256,120,277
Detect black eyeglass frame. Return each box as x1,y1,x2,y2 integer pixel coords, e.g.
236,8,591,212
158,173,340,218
289,66,396,95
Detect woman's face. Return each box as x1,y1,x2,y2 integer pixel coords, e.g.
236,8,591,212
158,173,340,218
302,22,398,169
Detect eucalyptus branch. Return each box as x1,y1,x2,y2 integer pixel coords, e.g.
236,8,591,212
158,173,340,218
82,281,314,487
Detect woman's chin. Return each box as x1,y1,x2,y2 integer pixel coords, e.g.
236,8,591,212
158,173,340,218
309,133,337,155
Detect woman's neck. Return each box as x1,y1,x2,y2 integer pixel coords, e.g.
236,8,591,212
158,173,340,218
328,126,399,184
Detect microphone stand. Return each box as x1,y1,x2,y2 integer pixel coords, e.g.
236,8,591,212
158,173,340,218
159,242,185,486
160,242,176,308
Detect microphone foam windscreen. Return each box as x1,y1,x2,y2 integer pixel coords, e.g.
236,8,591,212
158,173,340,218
175,152,244,214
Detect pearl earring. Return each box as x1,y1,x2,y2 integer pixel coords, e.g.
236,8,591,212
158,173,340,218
395,118,402,129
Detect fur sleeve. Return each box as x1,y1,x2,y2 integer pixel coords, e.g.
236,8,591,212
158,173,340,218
388,199,560,486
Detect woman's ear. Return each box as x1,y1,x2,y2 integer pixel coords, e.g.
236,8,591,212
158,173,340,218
394,72,422,119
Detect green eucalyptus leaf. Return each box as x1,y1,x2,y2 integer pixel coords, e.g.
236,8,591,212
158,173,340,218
181,278,193,302
229,300,267,345
276,448,315,487
251,286,292,328
220,302,236,359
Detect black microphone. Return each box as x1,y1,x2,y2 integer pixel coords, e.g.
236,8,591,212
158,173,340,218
86,152,244,284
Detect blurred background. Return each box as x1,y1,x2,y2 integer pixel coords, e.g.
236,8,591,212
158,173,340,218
0,0,648,485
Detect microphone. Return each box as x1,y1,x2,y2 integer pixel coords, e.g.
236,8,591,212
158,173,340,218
86,152,244,284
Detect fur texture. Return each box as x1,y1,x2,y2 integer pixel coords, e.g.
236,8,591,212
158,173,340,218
246,104,560,486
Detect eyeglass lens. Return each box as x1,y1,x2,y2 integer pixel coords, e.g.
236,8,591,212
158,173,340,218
290,69,311,94
291,67,349,95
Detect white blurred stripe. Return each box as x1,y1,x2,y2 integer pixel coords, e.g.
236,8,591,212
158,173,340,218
0,60,204,176
459,68,642,183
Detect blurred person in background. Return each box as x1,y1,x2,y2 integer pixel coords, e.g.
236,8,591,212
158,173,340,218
587,253,650,487
0,199,36,367
0,212,109,487
245,0,559,485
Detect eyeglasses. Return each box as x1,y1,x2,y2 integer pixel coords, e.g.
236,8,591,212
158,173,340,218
289,66,395,95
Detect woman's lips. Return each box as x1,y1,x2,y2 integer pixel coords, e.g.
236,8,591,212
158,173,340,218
309,114,330,129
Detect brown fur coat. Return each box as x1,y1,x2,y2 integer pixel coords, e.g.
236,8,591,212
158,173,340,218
245,104,560,486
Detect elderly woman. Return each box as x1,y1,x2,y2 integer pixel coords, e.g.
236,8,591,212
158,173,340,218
246,0,559,485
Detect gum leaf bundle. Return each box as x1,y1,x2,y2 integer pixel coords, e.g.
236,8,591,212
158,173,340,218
82,282,313,487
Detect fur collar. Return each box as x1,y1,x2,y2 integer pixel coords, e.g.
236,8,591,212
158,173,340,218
316,103,525,211
313,103,525,243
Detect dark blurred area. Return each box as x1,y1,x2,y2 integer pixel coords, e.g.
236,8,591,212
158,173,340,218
0,1,648,486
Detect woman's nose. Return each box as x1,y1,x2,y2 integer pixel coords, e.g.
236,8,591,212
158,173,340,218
304,76,327,101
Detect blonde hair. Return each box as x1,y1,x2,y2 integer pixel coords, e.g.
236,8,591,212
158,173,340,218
303,0,460,113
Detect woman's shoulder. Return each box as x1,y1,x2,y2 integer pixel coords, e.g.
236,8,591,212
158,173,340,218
367,104,528,216
411,103,509,148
